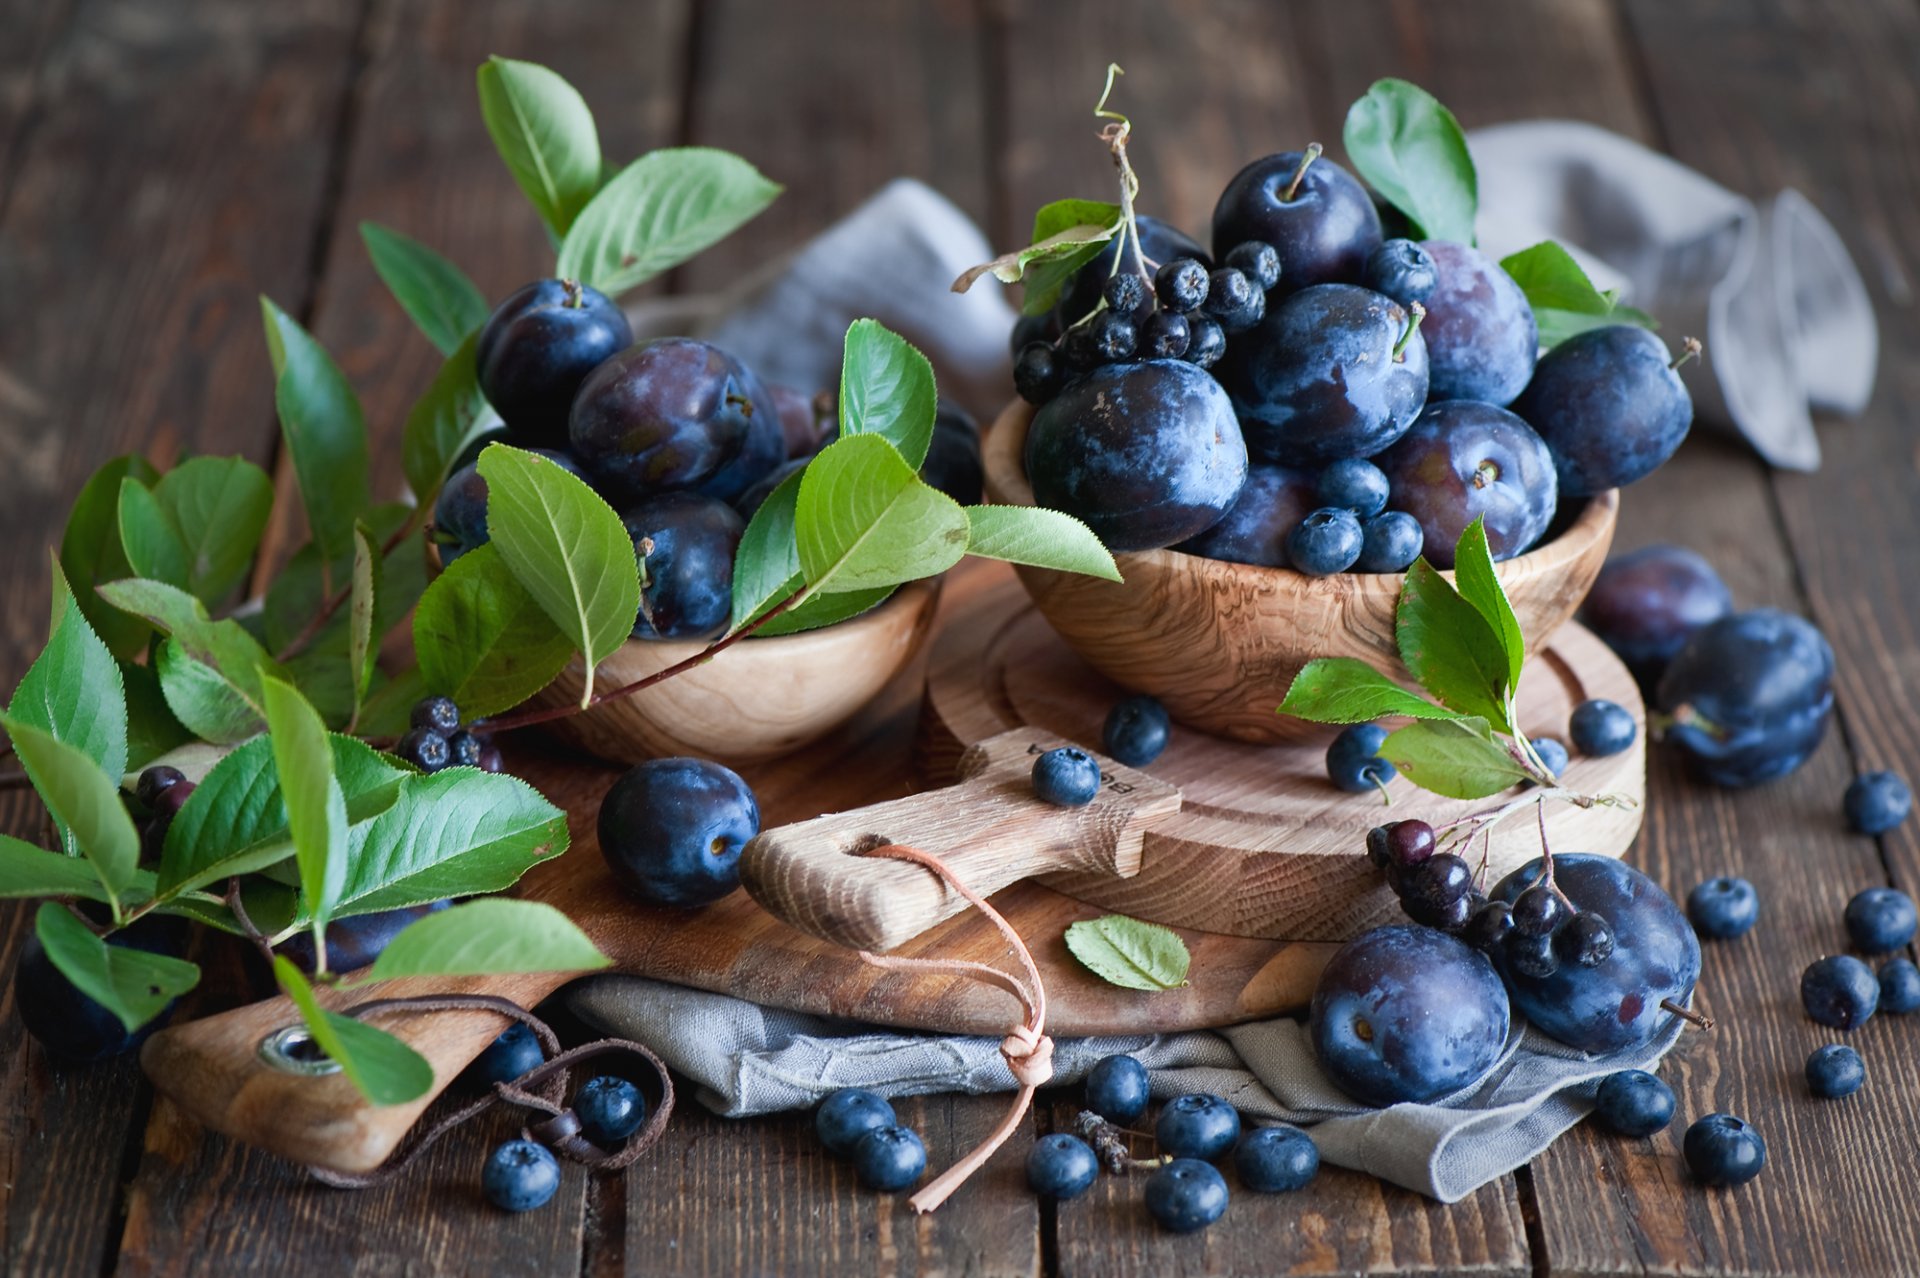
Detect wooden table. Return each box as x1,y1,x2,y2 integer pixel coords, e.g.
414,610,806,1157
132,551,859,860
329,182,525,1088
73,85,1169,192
3,1,1917,1273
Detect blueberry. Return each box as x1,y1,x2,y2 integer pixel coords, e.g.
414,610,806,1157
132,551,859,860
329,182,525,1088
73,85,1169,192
1844,771,1912,835
1224,241,1283,292
1155,1093,1241,1161
1084,1053,1151,1124
1203,268,1264,333
482,1139,562,1211
1806,1043,1865,1099
1362,238,1439,306
1233,1125,1318,1193
1212,148,1383,296
1103,271,1153,318
570,338,772,506
1843,887,1916,954
1102,696,1171,768
1877,958,1920,1013
1091,309,1138,362
1060,323,1103,372
1686,877,1760,940
1024,359,1248,553
13,915,188,1062
1514,325,1692,496
1174,462,1318,568
1578,544,1734,690
411,695,462,735
1530,737,1569,779
1592,1069,1675,1136
575,1075,646,1146
1026,1132,1099,1200
1657,609,1835,789
135,764,187,810
1401,853,1472,917
1144,1158,1230,1233
1138,310,1190,360
1184,315,1226,369
1325,722,1395,793
815,1088,897,1157
1032,746,1102,807
397,727,450,773
1309,925,1510,1105
1014,341,1064,406
852,1124,926,1192
1288,508,1365,576
1317,458,1390,517
1800,954,1879,1030
1418,241,1538,407
622,494,744,641
1683,1113,1766,1187
1155,257,1211,314
1062,216,1209,323
1356,511,1424,574
470,1022,544,1086
919,403,984,506
1374,400,1559,567
1570,700,1636,757
598,757,760,908
277,900,452,975
476,279,631,447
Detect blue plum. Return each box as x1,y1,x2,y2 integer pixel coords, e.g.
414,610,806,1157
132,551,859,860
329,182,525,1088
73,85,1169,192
919,402,984,505
569,338,769,506
1211,149,1383,295
1374,400,1558,567
14,914,189,1063
694,373,789,506
1656,609,1834,788
1173,462,1318,568
278,900,453,975
768,383,834,459
597,757,761,907
476,279,631,447
621,493,743,641
1577,544,1733,689
1418,241,1537,406
1514,326,1693,497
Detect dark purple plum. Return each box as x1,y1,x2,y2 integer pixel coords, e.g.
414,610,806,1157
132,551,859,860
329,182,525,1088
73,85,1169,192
1514,326,1693,496
768,384,834,459
15,914,190,1063
1490,855,1701,1053
1308,924,1510,1106
277,900,453,975
1173,462,1317,568
1025,359,1247,553
920,402,983,505
1374,400,1558,567
694,370,789,506
733,457,806,520
476,279,631,447
1059,215,1210,324
1577,545,1733,689
1418,242,1538,407
569,338,765,506
433,449,585,563
1656,609,1834,788
1216,284,1429,466
621,493,744,641
1212,149,1383,295
598,757,760,908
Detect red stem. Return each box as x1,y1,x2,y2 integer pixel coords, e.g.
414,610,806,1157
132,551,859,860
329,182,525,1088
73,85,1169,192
272,514,422,664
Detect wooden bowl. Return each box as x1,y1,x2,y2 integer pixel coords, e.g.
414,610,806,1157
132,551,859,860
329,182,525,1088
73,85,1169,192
982,400,1618,743
532,581,940,766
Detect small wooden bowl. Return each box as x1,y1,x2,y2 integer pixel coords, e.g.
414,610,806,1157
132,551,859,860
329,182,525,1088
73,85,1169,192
982,400,1618,743
532,581,940,766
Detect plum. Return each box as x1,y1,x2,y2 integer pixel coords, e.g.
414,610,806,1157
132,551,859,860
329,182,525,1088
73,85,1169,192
1212,148,1383,295
476,279,632,447
15,914,191,1063
1515,326,1694,496
1216,284,1429,466
1419,242,1537,407
569,338,766,505
1308,924,1510,1106
1577,545,1733,689
277,900,453,975
1656,609,1834,788
1025,359,1247,553
1374,400,1558,567
598,757,760,908
1173,462,1318,568
920,402,984,505
622,493,744,641
695,372,789,506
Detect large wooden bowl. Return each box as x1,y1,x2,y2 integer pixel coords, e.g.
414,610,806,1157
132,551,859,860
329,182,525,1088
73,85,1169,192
982,400,1618,743
532,581,940,765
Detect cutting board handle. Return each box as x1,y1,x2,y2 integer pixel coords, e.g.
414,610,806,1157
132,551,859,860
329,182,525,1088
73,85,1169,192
740,729,1181,953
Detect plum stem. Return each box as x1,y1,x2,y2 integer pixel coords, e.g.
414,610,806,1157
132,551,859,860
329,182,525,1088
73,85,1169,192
1393,301,1426,362
227,875,280,970
1671,336,1704,371
561,278,584,308
1283,143,1323,202
1662,998,1714,1030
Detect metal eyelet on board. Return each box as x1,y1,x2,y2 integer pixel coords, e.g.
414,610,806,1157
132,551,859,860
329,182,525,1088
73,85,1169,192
258,1024,343,1076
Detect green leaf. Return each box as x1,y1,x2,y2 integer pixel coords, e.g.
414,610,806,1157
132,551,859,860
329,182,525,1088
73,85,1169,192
754,586,894,638
361,898,609,983
793,435,970,595
414,543,575,718
117,477,191,590
1277,657,1464,725
0,717,139,904
260,297,372,567
119,659,192,771
477,444,638,705
963,506,1120,581
359,221,489,356
557,147,782,294
97,579,287,722
154,639,264,743
10,556,128,808
953,197,1122,302
1395,560,1513,731
38,903,199,1034
1342,78,1478,245
357,667,426,740
1449,518,1525,694
400,330,492,504
60,455,160,657
476,56,602,238
348,525,378,710
1379,717,1530,800
1498,241,1615,316
273,956,433,1106
727,469,805,633
260,677,348,934
147,457,277,605
0,834,150,903
838,319,938,470
1063,914,1191,991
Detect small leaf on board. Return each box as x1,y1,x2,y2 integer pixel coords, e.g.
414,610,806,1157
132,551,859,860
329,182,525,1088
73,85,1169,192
793,435,970,595
0,716,139,904
838,320,938,471
359,221,490,356
38,903,199,1034
1380,717,1531,800
361,898,609,984
962,506,1120,581
1064,914,1191,991
400,330,493,504
1342,78,1477,246
475,56,602,238
59,455,160,658
414,543,576,719
261,677,349,935
1395,560,1514,732
1448,518,1526,693
260,298,372,567
1278,657,1463,725
557,147,781,295
273,956,434,1107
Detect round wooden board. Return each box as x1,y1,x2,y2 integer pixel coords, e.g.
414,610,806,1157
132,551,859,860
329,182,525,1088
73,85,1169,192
919,573,1647,940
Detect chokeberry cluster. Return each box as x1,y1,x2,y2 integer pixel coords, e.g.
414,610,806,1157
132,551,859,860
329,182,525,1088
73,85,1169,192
135,764,196,864
396,695,501,775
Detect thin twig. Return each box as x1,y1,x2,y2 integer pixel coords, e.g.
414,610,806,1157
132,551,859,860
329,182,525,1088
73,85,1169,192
271,512,422,664
227,876,278,969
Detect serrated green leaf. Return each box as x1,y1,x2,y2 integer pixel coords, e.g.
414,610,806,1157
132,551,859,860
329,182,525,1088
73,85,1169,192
0,717,139,904
359,221,489,356
97,579,287,726
1343,78,1477,245
1379,717,1530,800
413,542,575,718
38,903,198,1034
963,506,1120,581
260,297,372,567
794,435,970,595
0,834,152,904
273,956,433,1106
753,586,894,637
728,468,805,633
117,477,192,590
1533,305,1657,349
838,320,938,471
1063,914,1190,991
119,659,192,772
348,525,378,711
1395,560,1513,731
10,557,128,843
153,639,263,744
261,677,347,936
60,455,160,658
1498,241,1613,316
360,898,608,984
476,56,602,238
1277,657,1464,725
557,147,781,294
953,198,1122,301
477,444,638,705
400,330,493,504
147,456,276,605
1449,518,1525,694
